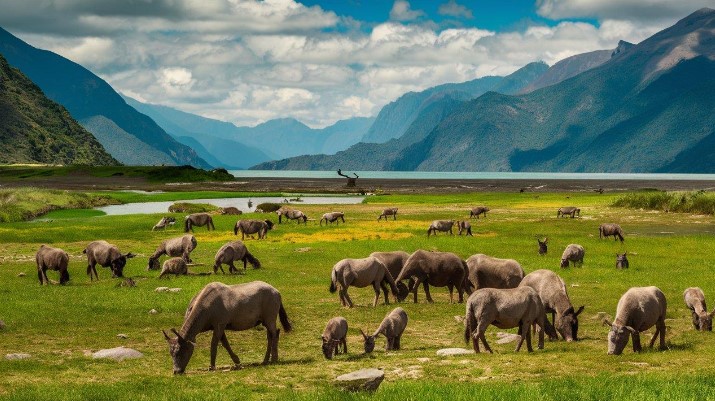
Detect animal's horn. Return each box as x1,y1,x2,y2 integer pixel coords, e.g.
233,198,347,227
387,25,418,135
163,330,171,341
171,328,184,341
359,329,368,339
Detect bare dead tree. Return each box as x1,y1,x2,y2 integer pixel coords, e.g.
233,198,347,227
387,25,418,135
337,169,359,187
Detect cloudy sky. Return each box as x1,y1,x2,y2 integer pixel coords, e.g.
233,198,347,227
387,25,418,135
0,0,710,128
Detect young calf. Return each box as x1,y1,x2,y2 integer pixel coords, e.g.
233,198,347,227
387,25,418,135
322,317,348,359
616,253,629,269
456,220,473,236
560,244,585,268
159,257,188,279
361,307,408,353
684,287,714,331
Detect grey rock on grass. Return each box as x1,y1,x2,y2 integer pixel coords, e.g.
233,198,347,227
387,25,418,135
335,368,384,392
92,347,143,361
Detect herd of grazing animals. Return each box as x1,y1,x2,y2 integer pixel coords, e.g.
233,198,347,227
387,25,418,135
30,201,709,374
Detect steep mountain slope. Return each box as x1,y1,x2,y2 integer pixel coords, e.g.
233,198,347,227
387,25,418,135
521,49,613,93
0,27,209,168
0,54,117,165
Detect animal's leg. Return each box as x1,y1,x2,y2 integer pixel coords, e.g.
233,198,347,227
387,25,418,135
338,288,347,307
515,321,527,352
393,214,396,221
525,322,534,352
423,282,434,303
342,338,348,354
648,326,660,349
385,337,393,351
447,284,454,304
457,283,464,303
342,288,354,308
632,332,642,352
543,315,558,341
658,319,666,350
372,281,381,307
477,324,493,354
262,329,273,364
395,335,401,350
220,334,241,366
37,267,45,285
411,277,422,303
210,327,225,370
379,281,390,305
272,329,280,362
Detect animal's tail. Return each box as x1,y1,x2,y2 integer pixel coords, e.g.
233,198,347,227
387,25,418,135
184,218,191,232
279,303,293,333
244,251,261,269
617,228,625,242
464,305,476,344
329,268,337,293
208,217,215,230
233,223,239,236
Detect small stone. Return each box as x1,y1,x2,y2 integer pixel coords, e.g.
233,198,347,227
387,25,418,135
155,287,169,292
168,288,182,293
117,334,128,339
335,368,384,392
92,347,143,361
295,247,311,253
149,309,158,315
17,272,26,277
436,348,473,356
495,332,521,344
5,353,31,360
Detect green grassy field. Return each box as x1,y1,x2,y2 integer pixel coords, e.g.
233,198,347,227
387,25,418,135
2,191,715,400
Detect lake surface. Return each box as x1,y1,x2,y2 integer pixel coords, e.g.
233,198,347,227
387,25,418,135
230,170,715,181
96,196,365,216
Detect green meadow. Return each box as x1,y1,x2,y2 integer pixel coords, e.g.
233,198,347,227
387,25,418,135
2,190,715,400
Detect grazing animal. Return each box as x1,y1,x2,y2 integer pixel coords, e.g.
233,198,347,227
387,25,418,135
369,251,411,301
83,240,135,280
456,220,473,236
147,234,197,270
599,223,625,242
538,237,548,255
213,241,261,274
184,213,215,232
277,207,307,224
361,307,408,353
616,253,629,269
604,286,667,355
560,244,585,268
152,216,176,231
234,219,274,240
163,281,292,374
219,207,242,215
557,207,580,218
377,207,398,221
427,220,455,237
464,286,545,353
320,212,345,226
396,250,466,304
469,206,489,219
36,244,70,285
464,254,524,295
519,269,584,341
159,257,188,279
329,256,399,307
683,287,714,331
322,317,348,359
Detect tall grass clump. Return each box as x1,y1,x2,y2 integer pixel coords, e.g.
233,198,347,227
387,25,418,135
0,187,117,222
168,202,220,213
612,190,715,214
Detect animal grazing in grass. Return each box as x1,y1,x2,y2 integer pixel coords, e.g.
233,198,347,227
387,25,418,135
464,254,524,295
377,207,398,221
213,240,261,274
369,251,411,301
469,206,489,219
683,287,714,331
427,220,455,237
464,286,545,353
519,269,584,341
219,207,242,215
83,240,135,280
277,207,307,224
159,257,188,279
184,213,215,232
616,252,629,269
147,234,197,270
329,256,399,307
361,307,408,353
456,220,473,236
234,219,274,240
152,216,176,231
557,207,580,218
322,316,348,359
36,244,70,285
599,223,625,242
163,281,292,374
603,286,667,355
538,237,548,255
560,244,585,268
320,212,345,226
396,250,466,303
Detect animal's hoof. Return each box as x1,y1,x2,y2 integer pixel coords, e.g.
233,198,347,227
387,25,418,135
208,365,216,371
230,364,242,371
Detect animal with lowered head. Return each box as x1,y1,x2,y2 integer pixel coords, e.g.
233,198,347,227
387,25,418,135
519,269,584,341
148,234,197,270
152,216,176,231
322,316,348,359
329,256,399,307
456,220,473,236
320,212,345,226
616,253,629,269
277,207,307,224
369,251,411,301
83,240,135,280
377,207,398,221
463,254,524,295
557,207,580,218
683,287,714,331
603,286,667,355
560,244,585,268
361,307,408,353
159,257,188,279
219,207,242,215
599,223,625,242
213,240,261,274
469,206,489,219
396,250,466,304
184,213,215,232
36,244,70,285
538,237,548,255
234,219,274,240
464,286,545,353
163,281,292,374
427,220,455,237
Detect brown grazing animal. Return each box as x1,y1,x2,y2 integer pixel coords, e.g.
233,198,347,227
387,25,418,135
361,307,408,353
152,216,176,231
36,244,70,285
604,286,667,355
560,244,585,268
159,257,188,279
213,240,261,274
427,220,455,237
464,286,545,353
83,240,135,280
599,223,625,242
163,281,292,374
469,206,489,219
464,254,524,295
277,207,307,224
329,256,399,307
683,287,714,331
184,213,215,232
538,237,548,255
396,250,466,303
234,219,274,240
148,234,197,270
557,207,580,218
322,317,348,359
320,212,345,226
219,207,242,215
616,252,629,269
456,220,473,236
377,207,398,221
519,269,584,341
369,251,411,301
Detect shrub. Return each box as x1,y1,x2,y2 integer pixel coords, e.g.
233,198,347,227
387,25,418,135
167,202,219,213
612,190,715,214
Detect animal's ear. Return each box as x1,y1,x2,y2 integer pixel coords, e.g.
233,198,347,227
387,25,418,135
564,306,575,315
125,253,137,259
321,336,327,342
624,326,637,334
575,306,585,316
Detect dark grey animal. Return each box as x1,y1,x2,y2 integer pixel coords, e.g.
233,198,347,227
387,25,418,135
427,220,455,237
538,237,548,255
159,257,188,279
219,207,242,215
369,251,411,301
600,223,625,242
464,254,524,295
36,244,70,285
377,207,398,221
469,206,489,219
213,240,261,274
184,213,215,232
604,286,667,355
464,286,545,353
519,269,584,341
684,287,714,331
234,219,274,240
148,234,197,270
560,244,585,268
329,256,399,307
277,207,307,224
153,216,176,231
557,207,580,218
163,281,292,374
456,220,473,236
83,240,135,280
395,250,466,303
322,316,348,359
320,212,345,226
616,253,629,269
361,307,408,353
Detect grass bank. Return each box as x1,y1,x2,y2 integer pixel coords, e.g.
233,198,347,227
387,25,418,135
0,165,235,183
0,188,117,222
612,190,715,214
